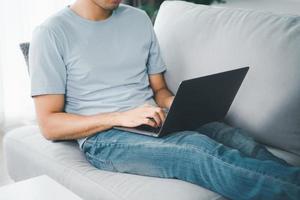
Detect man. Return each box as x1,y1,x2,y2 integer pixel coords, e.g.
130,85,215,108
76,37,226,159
29,0,300,199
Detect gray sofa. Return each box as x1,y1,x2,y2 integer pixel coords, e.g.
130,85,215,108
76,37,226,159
4,1,300,199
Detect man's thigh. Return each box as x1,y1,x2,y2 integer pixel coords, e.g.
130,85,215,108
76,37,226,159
82,128,220,176
83,128,219,154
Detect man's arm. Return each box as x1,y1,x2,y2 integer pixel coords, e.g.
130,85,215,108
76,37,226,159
149,73,175,109
34,94,120,140
34,94,166,140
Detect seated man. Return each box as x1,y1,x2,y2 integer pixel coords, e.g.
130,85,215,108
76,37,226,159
29,0,300,199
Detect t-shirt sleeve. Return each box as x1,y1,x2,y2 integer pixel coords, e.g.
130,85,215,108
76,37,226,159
146,17,167,75
29,26,66,97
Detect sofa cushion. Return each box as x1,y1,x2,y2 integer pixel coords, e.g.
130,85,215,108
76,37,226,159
221,0,300,15
154,1,300,156
4,126,300,200
4,126,226,200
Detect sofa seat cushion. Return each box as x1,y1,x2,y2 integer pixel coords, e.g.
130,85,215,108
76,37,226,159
4,125,226,200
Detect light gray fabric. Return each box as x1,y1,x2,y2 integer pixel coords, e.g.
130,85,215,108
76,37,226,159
3,126,226,200
220,0,300,15
155,1,300,156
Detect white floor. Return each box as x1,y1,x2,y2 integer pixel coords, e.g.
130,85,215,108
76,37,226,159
0,130,13,187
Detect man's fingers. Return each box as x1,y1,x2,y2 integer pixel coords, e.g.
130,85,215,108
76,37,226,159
143,118,156,127
143,113,160,127
155,108,166,123
145,108,163,126
151,112,161,127
140,106,166,127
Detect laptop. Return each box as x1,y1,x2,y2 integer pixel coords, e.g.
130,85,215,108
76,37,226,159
114,67,249,137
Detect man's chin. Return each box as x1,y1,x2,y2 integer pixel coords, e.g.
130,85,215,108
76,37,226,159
107,3,119,11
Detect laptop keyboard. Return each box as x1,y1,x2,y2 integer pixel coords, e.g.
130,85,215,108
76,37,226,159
135,125,161,133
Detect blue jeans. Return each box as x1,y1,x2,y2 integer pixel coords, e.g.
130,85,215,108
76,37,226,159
82,122,300,200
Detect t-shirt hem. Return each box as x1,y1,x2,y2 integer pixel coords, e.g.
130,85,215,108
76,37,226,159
148,66,167,75
31,89,65,97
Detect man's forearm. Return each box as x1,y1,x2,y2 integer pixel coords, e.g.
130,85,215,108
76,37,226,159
154,88,174,109
40,112,121,140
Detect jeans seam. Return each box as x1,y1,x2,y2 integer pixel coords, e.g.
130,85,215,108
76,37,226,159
88,140,300,189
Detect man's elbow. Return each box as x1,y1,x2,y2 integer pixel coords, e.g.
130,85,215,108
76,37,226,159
38,119,58,140
41,126,57,140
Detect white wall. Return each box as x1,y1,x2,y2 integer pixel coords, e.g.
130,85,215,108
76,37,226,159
0,0,74,132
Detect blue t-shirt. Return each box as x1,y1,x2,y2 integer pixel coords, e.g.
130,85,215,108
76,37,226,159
29,4,167,148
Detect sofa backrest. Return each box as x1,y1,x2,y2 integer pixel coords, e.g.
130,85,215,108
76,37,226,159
154,1,300,155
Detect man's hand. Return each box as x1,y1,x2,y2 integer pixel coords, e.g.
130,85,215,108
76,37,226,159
116,103,166,128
